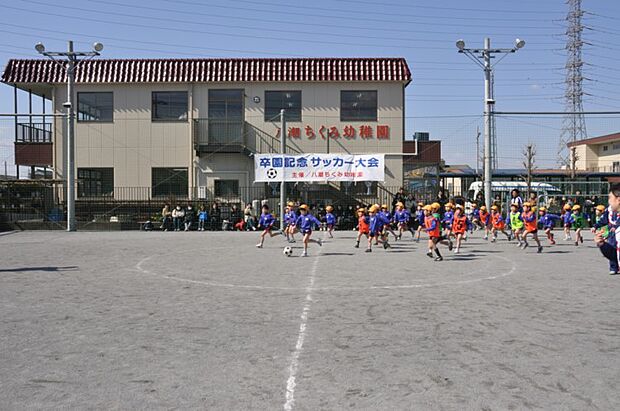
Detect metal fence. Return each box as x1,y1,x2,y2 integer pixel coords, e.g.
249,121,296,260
0,182,412,231
1,179,613,231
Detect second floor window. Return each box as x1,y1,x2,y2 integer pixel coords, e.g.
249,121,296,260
340,90,377,121
152,91,188,121
77,92,113,122
265,91,301,121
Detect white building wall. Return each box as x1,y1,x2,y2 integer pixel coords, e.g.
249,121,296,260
54,81,406,198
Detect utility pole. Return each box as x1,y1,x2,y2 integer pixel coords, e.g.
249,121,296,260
66,41,76,229
35,40,103,231
475,126,481,180
456,37,526,210
280,109,286,228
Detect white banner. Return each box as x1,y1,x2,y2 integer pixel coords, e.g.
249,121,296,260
254,153,385,182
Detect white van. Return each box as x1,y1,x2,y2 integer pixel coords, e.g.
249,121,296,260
467,181,562,208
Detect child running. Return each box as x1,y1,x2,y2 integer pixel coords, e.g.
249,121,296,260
414,202,425,242
521,202,543,253
470,202,481,233
479,205,491,240
366,205,391,252
380,204,399,241
295,204,323,257
393,202,411,240
354,207,370,248
561,204,573,241
423,205,452,261
442,203,455,240
284,202,298,243
571,204,585,246
538,207,561,245
490,205,511,242
256,204,282,248
451,205,471,253
325,205,336,238
509,203,525,247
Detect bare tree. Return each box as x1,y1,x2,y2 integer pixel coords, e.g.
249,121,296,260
522,144,536,198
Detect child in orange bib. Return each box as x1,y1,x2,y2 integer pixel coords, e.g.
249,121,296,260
521,202,543,253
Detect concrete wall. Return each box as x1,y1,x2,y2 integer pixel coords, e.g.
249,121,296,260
574,141,620,172
53,81,406,198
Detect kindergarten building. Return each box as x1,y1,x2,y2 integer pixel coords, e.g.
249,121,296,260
2,57,415,201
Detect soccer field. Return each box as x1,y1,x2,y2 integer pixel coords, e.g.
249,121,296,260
1,229,618,410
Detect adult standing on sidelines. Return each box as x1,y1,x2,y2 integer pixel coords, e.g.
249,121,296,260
510,189,524,211
392,187,407,214
594,183,620,274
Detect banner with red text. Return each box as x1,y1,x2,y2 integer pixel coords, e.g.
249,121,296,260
254,153,385,182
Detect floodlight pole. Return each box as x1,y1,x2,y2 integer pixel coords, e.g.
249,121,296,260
36,40,103,231
457,37,525,210
66,41,76,232
280,109,286,228
483,37,492,211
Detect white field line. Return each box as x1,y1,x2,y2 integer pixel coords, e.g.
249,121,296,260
283,250,320,411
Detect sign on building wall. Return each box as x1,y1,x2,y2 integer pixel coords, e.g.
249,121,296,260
276,124,390,140
255,154,385,182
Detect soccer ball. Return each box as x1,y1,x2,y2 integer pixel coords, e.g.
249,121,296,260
266,168,278,179
283,246,293,256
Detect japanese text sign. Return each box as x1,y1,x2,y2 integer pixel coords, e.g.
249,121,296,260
254,154,385,182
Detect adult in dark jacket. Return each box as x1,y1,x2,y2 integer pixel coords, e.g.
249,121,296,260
392,187,407,213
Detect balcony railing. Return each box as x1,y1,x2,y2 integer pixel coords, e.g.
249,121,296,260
193,118,302,157
16,123,52,143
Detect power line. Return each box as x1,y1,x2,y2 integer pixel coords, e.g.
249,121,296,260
3,4,417,50
331,0,564,15
14,0,560,34
95,0,560,24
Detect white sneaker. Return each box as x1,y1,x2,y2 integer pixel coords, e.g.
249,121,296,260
256,243,263,248
301,251,308,257
455,248,460,254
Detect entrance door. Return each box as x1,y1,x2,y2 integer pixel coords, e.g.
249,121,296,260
208,89,244,144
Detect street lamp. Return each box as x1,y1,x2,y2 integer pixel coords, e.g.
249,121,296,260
35,40,103,232
456,37,525,210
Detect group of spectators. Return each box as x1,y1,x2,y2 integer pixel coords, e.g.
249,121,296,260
152,187,607,232
158,202,263,232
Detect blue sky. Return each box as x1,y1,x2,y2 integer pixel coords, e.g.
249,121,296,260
1,0,619,175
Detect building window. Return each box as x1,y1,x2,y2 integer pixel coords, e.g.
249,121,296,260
77,168,114,197
603,145,608,151
152,168,188,197
209,89,244,119
613,143,620,150
340,91,377,121
614,162,620,173
214,179,239,197
152,91,188,121
265,91,302,121
77,92,113,122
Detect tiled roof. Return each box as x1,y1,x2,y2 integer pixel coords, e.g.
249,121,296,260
566,132,620,147
1,57,411,84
